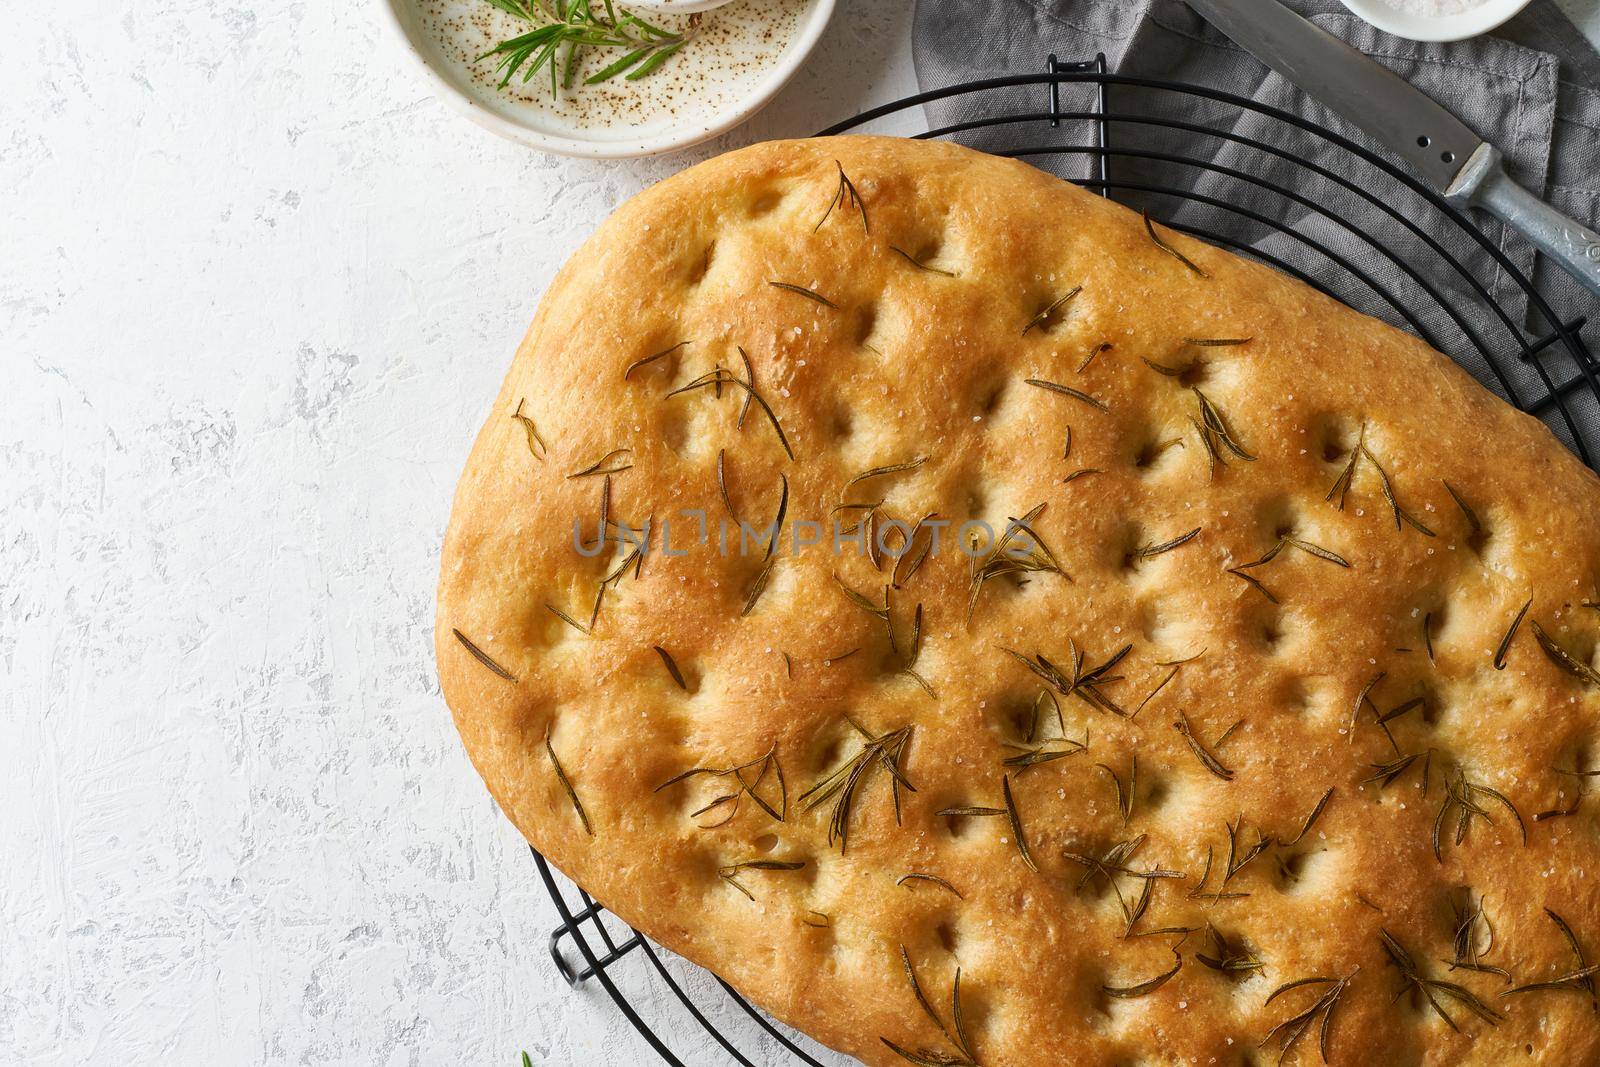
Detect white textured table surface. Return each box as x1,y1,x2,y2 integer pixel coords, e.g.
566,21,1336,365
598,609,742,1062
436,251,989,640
3,4,914,1065
4,4,1597,1065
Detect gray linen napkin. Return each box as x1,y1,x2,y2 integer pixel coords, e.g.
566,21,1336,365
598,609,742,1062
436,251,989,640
912,0,1600,460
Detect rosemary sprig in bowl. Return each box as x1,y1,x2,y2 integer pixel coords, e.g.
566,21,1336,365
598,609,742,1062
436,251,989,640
478,0,697,96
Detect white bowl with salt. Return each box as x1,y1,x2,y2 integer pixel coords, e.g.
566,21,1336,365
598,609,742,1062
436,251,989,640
1337,0,1534,41
378,0,835,157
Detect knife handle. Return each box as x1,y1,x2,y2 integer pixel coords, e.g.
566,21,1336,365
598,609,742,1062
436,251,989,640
1471,160,1600,299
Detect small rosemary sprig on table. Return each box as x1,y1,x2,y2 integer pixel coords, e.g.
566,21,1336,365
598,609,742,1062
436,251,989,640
477,1,696,97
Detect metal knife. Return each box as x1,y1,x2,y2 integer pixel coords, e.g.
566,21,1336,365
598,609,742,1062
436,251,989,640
1184,0,1600,298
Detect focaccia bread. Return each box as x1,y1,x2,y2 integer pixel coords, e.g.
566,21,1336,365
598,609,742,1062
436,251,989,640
436,136,1600,1065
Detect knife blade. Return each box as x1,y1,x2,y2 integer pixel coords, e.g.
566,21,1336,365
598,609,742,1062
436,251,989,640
1184,0,1600,298
1183,0,1478,191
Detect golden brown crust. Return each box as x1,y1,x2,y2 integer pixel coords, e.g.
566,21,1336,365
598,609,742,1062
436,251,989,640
436,136,1600,1066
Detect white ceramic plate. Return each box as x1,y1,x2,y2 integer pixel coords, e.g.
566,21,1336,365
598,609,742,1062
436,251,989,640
1337,0,1533,42
377,0,835,157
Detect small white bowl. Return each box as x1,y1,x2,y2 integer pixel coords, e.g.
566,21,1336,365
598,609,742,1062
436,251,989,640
1336,0,1533,42
377,0,835,158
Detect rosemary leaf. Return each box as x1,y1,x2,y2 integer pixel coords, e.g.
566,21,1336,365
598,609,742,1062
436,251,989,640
1325,423,1367,509
1193,388,1254,464
848,455,928,487
1098,758,1136,824
655,745,786,826
1002,774,1038,872
736,345,757,428
652,645,688,690
764,474,789,562
1134,665,1180,718
1173,711,1235,781
1281,787,1334,847
718,859,805,901
1363,445,1435,536
1381,929,1503,1030
815,161,868,235
546,603,592,636
1501,908,1598,1007
890,245,955,276
1223,817,1270,883
1347,671,1386,733
768,280,837,308
623,340,689,381
1025,377,1109,412
1195,923,1264,975
1022,286,1082,336
879,1040,967,1067
1282,537,1350,568
1143,209,1209,277
667,366,794,460
451,627,518,683
1134,526,1202,560
1493,597,1532,670
568,447,632,479
1104,952,1182,998
741,556,777,617
476,1,695,96
716,448,739,524
833,572,889,620
1363,751,1427,789
545,726,593,836
897,873,964,899
1226,564,1279,605
1264,971,1355,1063
510,399,548,460
882,947,976,1066
1432,766,1526,863
1531,620,1600,686
904,946,956,1047
1443,480,1484,540
1002,743,1084,771
1078,341,1113,373
800,720,915,851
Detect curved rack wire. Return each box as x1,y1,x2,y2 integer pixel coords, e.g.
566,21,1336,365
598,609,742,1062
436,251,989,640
530,56,1600,1065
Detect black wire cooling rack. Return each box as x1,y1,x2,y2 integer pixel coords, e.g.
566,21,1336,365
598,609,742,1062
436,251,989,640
530,55,1600,1066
